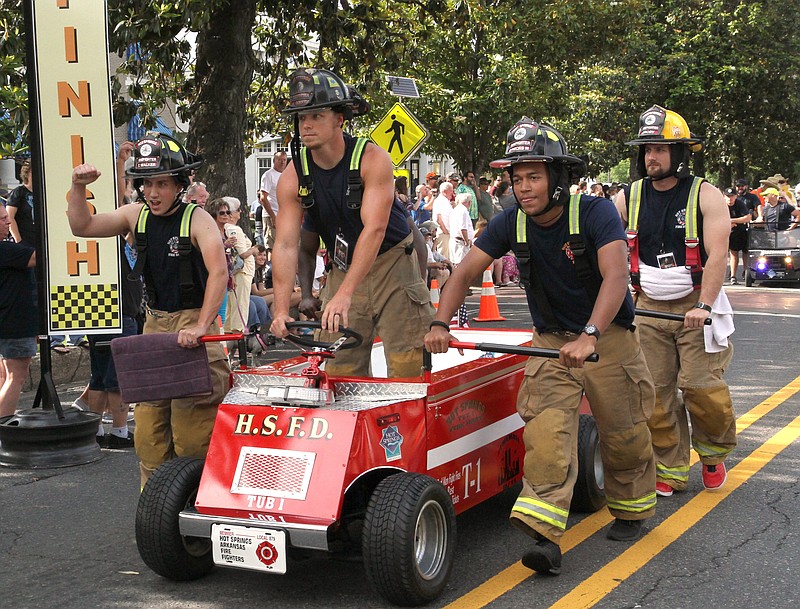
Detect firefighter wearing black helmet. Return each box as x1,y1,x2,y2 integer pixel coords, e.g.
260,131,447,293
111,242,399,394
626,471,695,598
67,134,230,487
269,68,434,377
425,117,656,575
616,105,736,498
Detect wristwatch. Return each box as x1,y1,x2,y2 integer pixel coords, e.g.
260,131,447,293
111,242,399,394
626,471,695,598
694,302,712,313
581,324,601,340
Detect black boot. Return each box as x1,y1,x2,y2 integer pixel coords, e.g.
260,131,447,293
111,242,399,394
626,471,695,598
606,518,643,542
521,537,562,575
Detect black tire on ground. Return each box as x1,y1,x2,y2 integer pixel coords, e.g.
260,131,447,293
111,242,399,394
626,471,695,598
571,414,606,513
362,473,456,606
135,457,214,581
745,269,754,287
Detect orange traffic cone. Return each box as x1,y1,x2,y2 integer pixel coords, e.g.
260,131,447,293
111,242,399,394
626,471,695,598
473,267,506,322
430,278,440,310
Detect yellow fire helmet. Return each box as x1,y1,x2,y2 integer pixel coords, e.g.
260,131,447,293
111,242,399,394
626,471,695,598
626,105,705,180
626,105,704,153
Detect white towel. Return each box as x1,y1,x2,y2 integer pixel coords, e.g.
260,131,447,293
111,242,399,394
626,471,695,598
639,263,694,300
704,289,735,353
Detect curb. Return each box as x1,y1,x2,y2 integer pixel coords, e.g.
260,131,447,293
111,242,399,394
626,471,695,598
22,347,92,394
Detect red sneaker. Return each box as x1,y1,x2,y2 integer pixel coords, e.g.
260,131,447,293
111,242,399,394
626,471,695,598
702,462,727,490
655,481,674,497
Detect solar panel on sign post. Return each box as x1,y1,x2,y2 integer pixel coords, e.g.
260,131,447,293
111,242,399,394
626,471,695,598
385,75,420,98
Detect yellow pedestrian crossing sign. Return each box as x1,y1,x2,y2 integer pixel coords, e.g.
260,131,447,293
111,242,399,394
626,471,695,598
369,102,429,167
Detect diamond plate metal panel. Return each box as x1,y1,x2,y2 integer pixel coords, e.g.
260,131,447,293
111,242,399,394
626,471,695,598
227,374,427,409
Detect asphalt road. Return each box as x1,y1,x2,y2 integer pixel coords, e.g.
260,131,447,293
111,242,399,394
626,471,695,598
1,283,799,609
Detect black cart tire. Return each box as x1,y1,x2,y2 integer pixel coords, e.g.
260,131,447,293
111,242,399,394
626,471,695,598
363,473,456,606
571,414,606,513
745,269,754,287
136,457,213,581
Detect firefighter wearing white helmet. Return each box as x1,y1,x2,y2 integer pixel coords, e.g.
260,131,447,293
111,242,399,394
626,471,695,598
269,68,433,377
616,105,737,498
425,117,657,576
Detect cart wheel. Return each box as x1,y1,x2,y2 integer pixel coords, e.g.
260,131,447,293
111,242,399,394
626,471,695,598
745,269,754,287
136,457,213,581
363,473,456,606
571,414,606,513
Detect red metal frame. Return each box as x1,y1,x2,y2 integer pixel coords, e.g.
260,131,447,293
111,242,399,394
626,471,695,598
195,329,556,536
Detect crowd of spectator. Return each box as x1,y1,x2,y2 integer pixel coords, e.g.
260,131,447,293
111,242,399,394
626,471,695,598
3,141,800,447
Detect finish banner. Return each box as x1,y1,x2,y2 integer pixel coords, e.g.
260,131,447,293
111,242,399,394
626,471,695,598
30,0,121,334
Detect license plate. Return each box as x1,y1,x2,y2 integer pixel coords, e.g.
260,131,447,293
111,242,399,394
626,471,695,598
211,524,287,574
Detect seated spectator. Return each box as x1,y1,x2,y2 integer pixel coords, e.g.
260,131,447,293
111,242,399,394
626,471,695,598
492,252,520,286
500,253,520,286
248,245,272,331
252,245,301,314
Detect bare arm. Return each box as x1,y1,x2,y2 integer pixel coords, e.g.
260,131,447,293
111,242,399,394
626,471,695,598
115,141,134,206
226,224,256,258
687,183,729,328
436,209,450,234
67,164,137,238
789,208,800,230
297,228,322,318
269,164,304,338
6,205,22,243
423,246,494,353
408,218,428,280
260,190,277,221
319,143,394,333
614,190,628,223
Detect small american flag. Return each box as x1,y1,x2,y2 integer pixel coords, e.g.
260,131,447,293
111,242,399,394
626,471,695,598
450,303,470,328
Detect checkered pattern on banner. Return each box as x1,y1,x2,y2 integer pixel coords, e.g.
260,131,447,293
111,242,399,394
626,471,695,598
50,284,120,331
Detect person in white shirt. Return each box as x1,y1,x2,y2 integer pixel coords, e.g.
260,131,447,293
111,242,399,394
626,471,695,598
432,181,455,259
258,151,288,254
449,192,474,264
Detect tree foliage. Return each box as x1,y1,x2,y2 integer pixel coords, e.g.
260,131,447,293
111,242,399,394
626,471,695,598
1,0,798,191
576,0,800,183
0,0,29,157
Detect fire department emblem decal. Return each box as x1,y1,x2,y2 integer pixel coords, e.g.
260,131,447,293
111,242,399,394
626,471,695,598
256,540,279,566
379,425,404,462
563,241,575,262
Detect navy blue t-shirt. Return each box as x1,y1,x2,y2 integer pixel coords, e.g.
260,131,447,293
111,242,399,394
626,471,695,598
475,196,634,332
0,241,38,338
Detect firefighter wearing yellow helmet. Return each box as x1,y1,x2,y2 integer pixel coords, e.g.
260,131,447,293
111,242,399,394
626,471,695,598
616,105,737,497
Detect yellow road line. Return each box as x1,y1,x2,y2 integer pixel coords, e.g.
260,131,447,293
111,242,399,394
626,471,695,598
551,411,800,609
442,373,800,609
